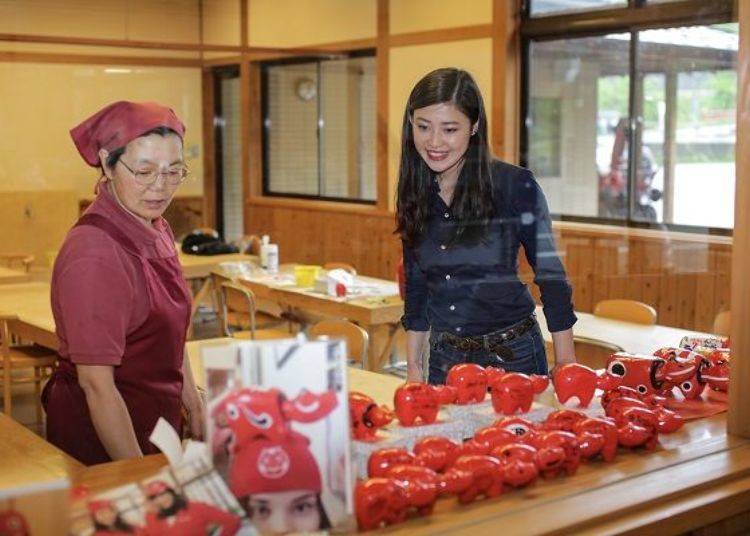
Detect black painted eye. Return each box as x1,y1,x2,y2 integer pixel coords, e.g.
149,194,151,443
608,361,626,377
682,381,693,391
637,385,647,394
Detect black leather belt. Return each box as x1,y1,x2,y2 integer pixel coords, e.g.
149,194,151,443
439,315,536,360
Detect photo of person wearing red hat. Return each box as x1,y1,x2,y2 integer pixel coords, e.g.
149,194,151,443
140,480,241,536
86,500,137,535
234,437,330,534
43,101,204,465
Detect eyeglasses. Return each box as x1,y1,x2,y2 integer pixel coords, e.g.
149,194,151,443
117,159,189,186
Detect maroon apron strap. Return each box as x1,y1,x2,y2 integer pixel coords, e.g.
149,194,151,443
75,213,141,255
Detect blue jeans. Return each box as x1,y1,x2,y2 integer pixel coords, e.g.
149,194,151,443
427,321,548,385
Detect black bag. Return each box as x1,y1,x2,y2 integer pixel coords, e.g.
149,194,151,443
181,230,239,256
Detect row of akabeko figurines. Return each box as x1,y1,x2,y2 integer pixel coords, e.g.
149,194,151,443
350,336,730,442
355,386,695,531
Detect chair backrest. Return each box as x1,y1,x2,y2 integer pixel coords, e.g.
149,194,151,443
0,254,34,273
219,281,258,337
309,319,369,366
323,262,357,276
573,336,625,370
713,310,731,336
593,299,657,325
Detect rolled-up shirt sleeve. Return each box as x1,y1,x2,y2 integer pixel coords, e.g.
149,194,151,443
515,171,577,332
400,240,430,332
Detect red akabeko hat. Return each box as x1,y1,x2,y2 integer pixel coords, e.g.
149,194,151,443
230,435,322,498
70,101,186,167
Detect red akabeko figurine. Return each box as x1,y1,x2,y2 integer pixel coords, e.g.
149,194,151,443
488,371,549,415
553,363,621,407
448,455,504,503
349,391,395,442
493,416,540,444
212,387,337,445
384,464,473,516
540,409,587,433
393,382,457,426
605,353,666,396
413,436,462,473
653,347,707,399
571,417,618,462
355,477,409,531
461,425,518,456
491,443,540,487
613,405,659,450
446,363,488,405
702,350,730,392
529,431,580,478
368,447,420,478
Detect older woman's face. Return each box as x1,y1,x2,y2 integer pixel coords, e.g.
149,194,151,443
104,133,184,222
412,102,474,175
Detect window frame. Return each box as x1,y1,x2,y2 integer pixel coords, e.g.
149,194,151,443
260,49,377,204
519,0,737,235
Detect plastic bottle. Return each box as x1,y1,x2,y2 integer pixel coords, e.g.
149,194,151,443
266,243,279,275
260,235,270,269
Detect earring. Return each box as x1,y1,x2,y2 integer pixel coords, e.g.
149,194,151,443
471,126,478,136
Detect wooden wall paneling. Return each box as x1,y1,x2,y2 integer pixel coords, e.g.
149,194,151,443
0,51,201,67
659,254,680,328
695,248,718,332
625,239,644,305
572,237,594,312
641,239,662,312
714,246,732,319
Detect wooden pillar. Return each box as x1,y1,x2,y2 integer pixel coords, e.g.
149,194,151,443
662,70,678,224
492,0,521,163
728,0,750,438
201,68,216,228
376,0,389,211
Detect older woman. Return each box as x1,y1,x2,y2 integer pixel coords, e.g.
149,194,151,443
42,101,203,465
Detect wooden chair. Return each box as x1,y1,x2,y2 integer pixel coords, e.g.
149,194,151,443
0,316,57,424
593,299,657,325
218,282,291,341
211,271,294,337
713,310,731,336
323,262,357,276
0,254,34,273
573,336,625,370
309,319,369,368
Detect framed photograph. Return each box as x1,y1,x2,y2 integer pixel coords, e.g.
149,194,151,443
203,337,354,534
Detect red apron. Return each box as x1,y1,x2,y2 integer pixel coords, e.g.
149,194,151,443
43,213,192,465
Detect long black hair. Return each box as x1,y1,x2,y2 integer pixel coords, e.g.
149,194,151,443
396,68,494,247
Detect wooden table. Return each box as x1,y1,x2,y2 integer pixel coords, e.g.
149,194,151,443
0,265,30,284
223,266,403,372
535,305,714,355
70,358,750,535
3,335,749,534
0,282,58,350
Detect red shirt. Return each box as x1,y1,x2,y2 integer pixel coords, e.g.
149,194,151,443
52,184,179,365
140,502,242,536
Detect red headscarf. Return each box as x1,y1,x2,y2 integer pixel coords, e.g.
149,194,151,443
70,101,186,167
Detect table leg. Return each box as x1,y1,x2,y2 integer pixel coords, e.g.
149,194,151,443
365,324,399,373
187,277,213,340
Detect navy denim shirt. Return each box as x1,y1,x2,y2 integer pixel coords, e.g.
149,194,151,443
401,160,576,336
